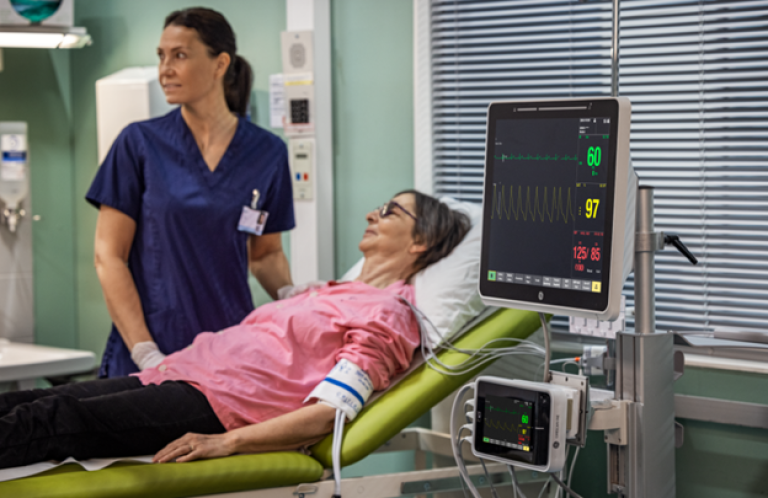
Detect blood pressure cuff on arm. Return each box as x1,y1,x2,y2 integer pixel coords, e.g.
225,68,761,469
305,359,373,421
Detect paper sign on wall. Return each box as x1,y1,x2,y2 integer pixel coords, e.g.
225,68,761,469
269,74,285,129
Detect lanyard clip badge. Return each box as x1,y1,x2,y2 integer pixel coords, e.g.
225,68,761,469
238,188,269,236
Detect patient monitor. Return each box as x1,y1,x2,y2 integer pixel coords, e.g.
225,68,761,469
466,99,679,497
458,98,638,479
479,98,636,321
470,376,579,473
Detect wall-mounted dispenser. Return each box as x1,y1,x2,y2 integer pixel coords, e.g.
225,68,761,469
96,67,174,164
0,122,28,233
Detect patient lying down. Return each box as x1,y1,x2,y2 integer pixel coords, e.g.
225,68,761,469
0,190,469,469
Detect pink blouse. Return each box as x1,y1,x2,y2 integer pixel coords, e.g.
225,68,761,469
136,280,419,430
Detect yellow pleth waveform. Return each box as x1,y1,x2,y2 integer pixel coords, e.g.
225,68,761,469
491,184,576,223
485,419,526,435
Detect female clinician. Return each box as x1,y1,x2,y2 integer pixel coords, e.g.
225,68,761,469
86,8,295,377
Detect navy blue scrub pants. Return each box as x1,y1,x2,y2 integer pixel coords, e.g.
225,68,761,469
0,377,225,469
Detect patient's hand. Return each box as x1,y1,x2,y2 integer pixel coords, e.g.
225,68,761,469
154,404,336,463
153,432,237,463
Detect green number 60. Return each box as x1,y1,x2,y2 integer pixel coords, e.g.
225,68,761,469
587,146,602,167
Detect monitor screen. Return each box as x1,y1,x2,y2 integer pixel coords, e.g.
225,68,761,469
480,99,627,316
481,394,533,453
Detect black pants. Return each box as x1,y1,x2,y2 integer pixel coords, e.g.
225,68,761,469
0,377,225,469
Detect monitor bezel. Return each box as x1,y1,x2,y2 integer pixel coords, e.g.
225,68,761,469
479,98,628,318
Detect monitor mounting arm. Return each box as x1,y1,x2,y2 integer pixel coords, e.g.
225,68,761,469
604,186,698,498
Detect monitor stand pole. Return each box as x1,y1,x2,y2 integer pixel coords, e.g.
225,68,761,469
609,186,677,498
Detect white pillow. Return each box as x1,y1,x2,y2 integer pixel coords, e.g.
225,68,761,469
340,197,486,346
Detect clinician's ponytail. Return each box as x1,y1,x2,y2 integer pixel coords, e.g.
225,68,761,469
224,54,254,118
164,8,253,117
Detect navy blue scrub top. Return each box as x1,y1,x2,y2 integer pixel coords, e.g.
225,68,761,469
87,108,295,378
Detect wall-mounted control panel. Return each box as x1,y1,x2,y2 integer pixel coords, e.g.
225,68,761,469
282,73,314,136
281,31,315,137
289,138,314,201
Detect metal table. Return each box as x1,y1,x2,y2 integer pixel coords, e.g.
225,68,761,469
0,341,96,390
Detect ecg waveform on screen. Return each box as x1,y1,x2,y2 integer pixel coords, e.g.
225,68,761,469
485,419,526,435
495,153,578,162
491,184,576,223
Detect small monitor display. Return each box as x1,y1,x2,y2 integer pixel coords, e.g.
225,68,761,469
474,380,550,467
480,99,629,316
481,394,533,453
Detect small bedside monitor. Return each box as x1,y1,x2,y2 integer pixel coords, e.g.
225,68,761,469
479,98,636,321
471,376,571,473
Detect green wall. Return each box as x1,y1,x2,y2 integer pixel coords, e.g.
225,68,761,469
331,0,414,275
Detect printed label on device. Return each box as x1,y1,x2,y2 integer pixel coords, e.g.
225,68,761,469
238,206,269,236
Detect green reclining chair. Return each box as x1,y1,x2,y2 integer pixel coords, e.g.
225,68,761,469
0,308,540,498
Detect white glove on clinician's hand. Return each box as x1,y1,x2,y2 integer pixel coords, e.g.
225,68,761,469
277,281,327,300
131,341,167,370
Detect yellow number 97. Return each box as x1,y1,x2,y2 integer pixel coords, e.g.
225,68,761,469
586,199,600,219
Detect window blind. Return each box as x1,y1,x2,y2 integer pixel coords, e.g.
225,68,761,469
619,0,768,333
430,0,768,335
431,0,614,200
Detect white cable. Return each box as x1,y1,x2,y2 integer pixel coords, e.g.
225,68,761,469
567,446,581,489
400,298,547,366
550,472,583,498
456,425,471,498
422,327,545,375
433,338,545,364
554,447,570,498
510,467,518,498
549,358,577,365
332,410,341,497
537,477,552,498
422,333,545,375
507,465,528,498
426,348,545,377
479,458,499,498
451,384,483,498
539,313,551,382
397,297,546,377
332,409,345,497
461,434,480,494
561,361,581,375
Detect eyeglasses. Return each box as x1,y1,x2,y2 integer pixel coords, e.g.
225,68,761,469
379,200,417,221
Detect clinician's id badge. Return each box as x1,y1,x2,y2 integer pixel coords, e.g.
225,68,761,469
238,206,269,236
238,188,268,235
